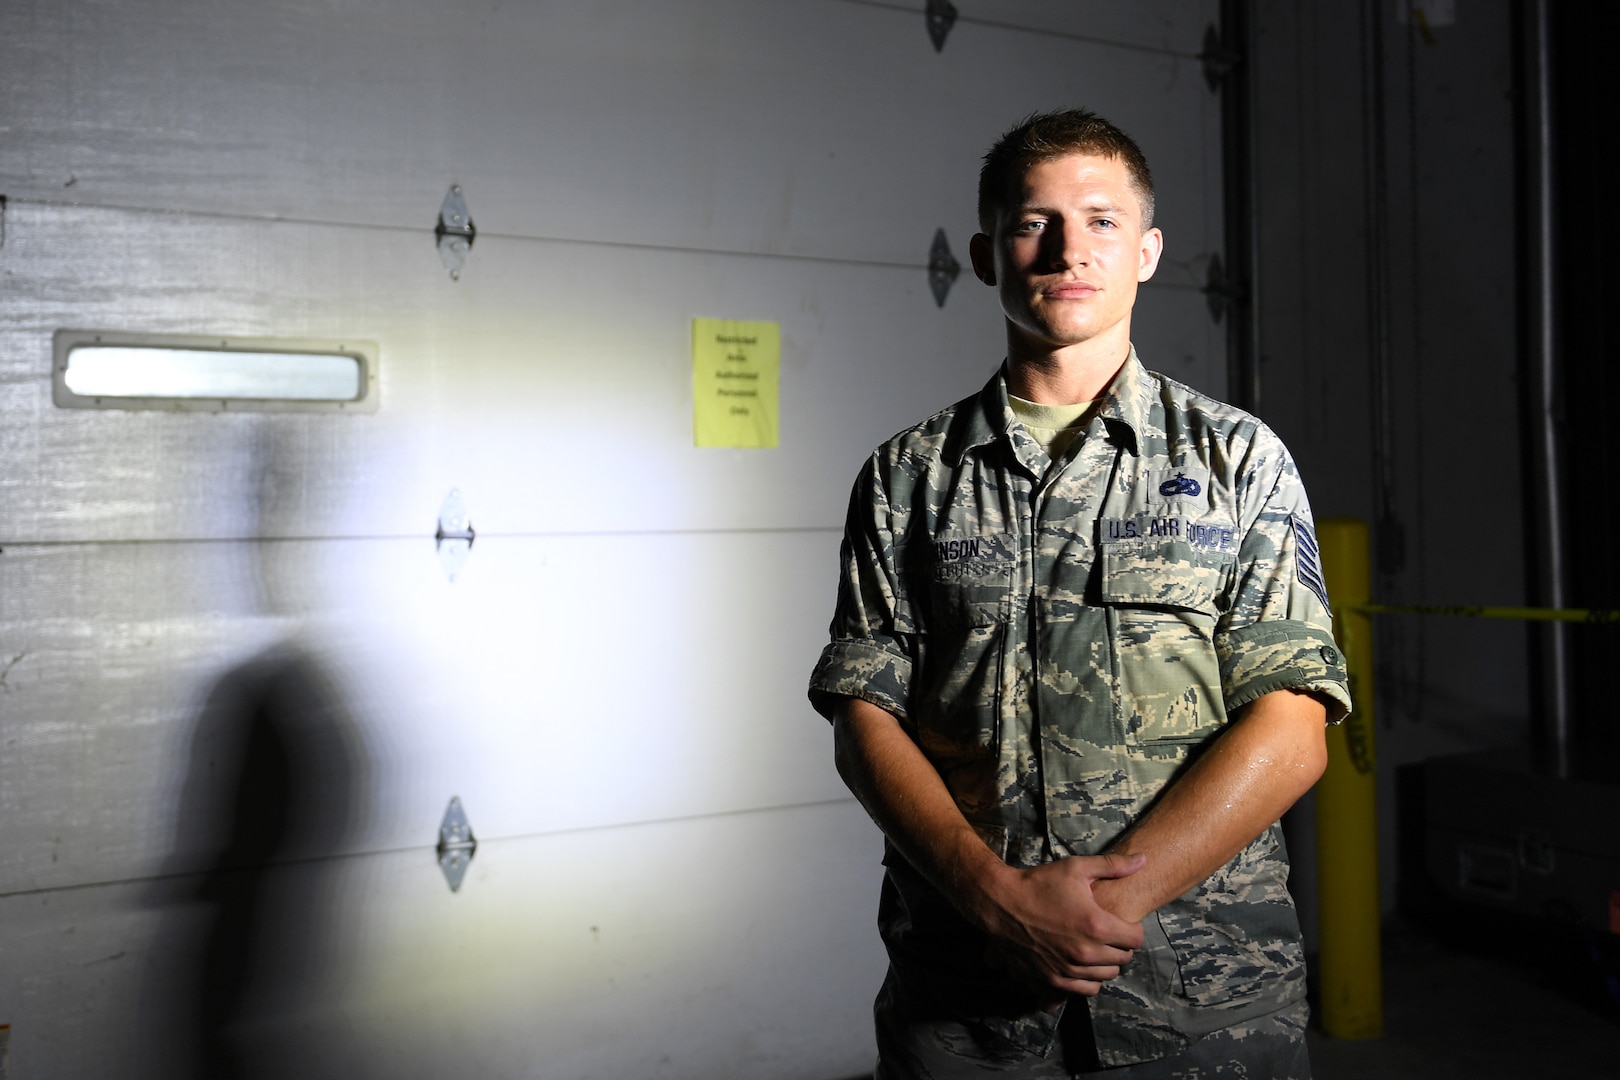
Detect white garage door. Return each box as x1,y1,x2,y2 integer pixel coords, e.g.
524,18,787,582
0,2,1223,1076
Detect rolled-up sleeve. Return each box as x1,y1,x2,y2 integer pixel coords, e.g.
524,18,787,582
1214,429,1352,722
808,456,916,723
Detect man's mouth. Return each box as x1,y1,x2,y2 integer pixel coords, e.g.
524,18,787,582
1044,280,1099,299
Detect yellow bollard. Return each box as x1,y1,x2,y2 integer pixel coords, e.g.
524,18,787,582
1314,518,1384,1038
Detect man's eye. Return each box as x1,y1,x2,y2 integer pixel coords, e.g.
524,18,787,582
1094,219,1117,230
1017,219,1045,233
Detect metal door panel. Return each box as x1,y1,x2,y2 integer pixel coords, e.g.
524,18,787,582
0,539,365,893
0,528,849,894
315,528,856,851
944,0,1219,54
342,804,886,1079
0,201,1219,545
0,0,1218,267
0,800,886,1080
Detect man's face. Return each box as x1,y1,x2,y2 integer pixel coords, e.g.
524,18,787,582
970,153,1163,357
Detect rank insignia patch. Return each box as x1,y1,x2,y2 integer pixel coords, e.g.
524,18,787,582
1292,514,1331,611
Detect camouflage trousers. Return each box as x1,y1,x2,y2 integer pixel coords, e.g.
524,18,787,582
874,998,1311,1080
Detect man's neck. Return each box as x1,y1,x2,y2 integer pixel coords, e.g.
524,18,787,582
1003,326,1132,405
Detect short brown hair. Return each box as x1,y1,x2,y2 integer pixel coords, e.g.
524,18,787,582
977,109,1156,233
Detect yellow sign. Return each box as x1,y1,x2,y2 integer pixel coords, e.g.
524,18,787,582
692,317,779,448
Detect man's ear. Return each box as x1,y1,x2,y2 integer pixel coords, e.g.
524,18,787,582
969,232,996,286
1137,228,1164,283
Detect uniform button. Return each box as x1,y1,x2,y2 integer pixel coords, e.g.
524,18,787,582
1321,646,1340,665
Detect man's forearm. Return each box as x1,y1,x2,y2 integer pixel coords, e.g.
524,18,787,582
1092,688,1329,923
832,696,1008,923
832,695,1146,995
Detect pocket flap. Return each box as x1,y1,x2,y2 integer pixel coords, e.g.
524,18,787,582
904,532,1016,628
1100,541,1233,611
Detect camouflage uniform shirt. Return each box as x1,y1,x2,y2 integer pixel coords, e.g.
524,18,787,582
809,352,1351,1069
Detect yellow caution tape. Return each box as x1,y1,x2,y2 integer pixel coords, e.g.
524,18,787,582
1352,603,1620,623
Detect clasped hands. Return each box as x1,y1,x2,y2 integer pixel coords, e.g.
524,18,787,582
978,850,1148,1000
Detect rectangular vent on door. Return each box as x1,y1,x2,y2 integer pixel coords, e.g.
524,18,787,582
53,330,379,413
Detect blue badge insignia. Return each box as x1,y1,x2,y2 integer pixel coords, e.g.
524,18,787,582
1159,472,1202,498
1292,514,1331,611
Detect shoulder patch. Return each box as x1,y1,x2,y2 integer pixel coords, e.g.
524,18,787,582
1291,514,1331,611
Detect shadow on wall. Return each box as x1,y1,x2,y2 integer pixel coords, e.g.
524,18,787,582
146,645,368,1080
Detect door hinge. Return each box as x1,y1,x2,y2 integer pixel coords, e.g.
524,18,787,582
435,185,476,280
437,796,478,892
926,0,958,53
928,227,962,308
436,488,476,582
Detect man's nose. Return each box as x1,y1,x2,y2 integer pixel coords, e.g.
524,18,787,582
1044,227,1085,269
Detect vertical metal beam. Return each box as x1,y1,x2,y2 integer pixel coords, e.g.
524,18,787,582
1522,0,1572,778
1217,0,1261,412
1361,0,1402,582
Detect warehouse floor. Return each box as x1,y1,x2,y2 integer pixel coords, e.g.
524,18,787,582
1307,917,1619,1079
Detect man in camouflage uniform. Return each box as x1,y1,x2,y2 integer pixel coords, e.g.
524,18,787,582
808,110,1350,1078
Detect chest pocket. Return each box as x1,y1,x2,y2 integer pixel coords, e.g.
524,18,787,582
903,533,1016,758
1099,535,1234,745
